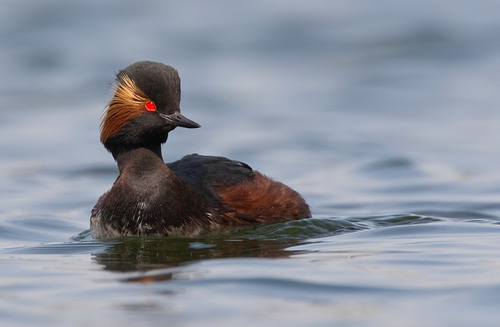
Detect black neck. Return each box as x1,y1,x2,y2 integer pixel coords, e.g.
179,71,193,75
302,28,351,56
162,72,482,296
104,132,169,165
112,144,163,173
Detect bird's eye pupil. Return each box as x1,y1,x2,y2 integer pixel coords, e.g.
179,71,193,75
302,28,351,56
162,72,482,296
145,101,157,111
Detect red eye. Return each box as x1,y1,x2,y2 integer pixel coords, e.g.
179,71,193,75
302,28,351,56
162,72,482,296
145,101,157,111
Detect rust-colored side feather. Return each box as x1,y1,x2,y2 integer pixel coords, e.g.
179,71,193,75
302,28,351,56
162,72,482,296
100,75,149,143
218,172,311,223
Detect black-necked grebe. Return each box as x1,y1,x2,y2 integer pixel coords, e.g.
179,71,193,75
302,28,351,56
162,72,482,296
90,61,310,238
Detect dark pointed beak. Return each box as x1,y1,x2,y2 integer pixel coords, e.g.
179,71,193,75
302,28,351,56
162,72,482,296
159,112,201,129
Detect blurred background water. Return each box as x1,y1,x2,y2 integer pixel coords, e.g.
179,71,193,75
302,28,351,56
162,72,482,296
2,1,500,326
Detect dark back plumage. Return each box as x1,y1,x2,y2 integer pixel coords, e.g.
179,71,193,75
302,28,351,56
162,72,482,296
167,154,255,206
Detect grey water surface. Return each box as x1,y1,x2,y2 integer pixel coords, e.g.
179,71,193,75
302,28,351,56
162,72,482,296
2,1,500,326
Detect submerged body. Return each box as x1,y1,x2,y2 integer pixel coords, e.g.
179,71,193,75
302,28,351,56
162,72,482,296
91,61,310,238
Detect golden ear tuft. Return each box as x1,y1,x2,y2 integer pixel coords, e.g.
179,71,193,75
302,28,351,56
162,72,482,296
100,75,149,143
